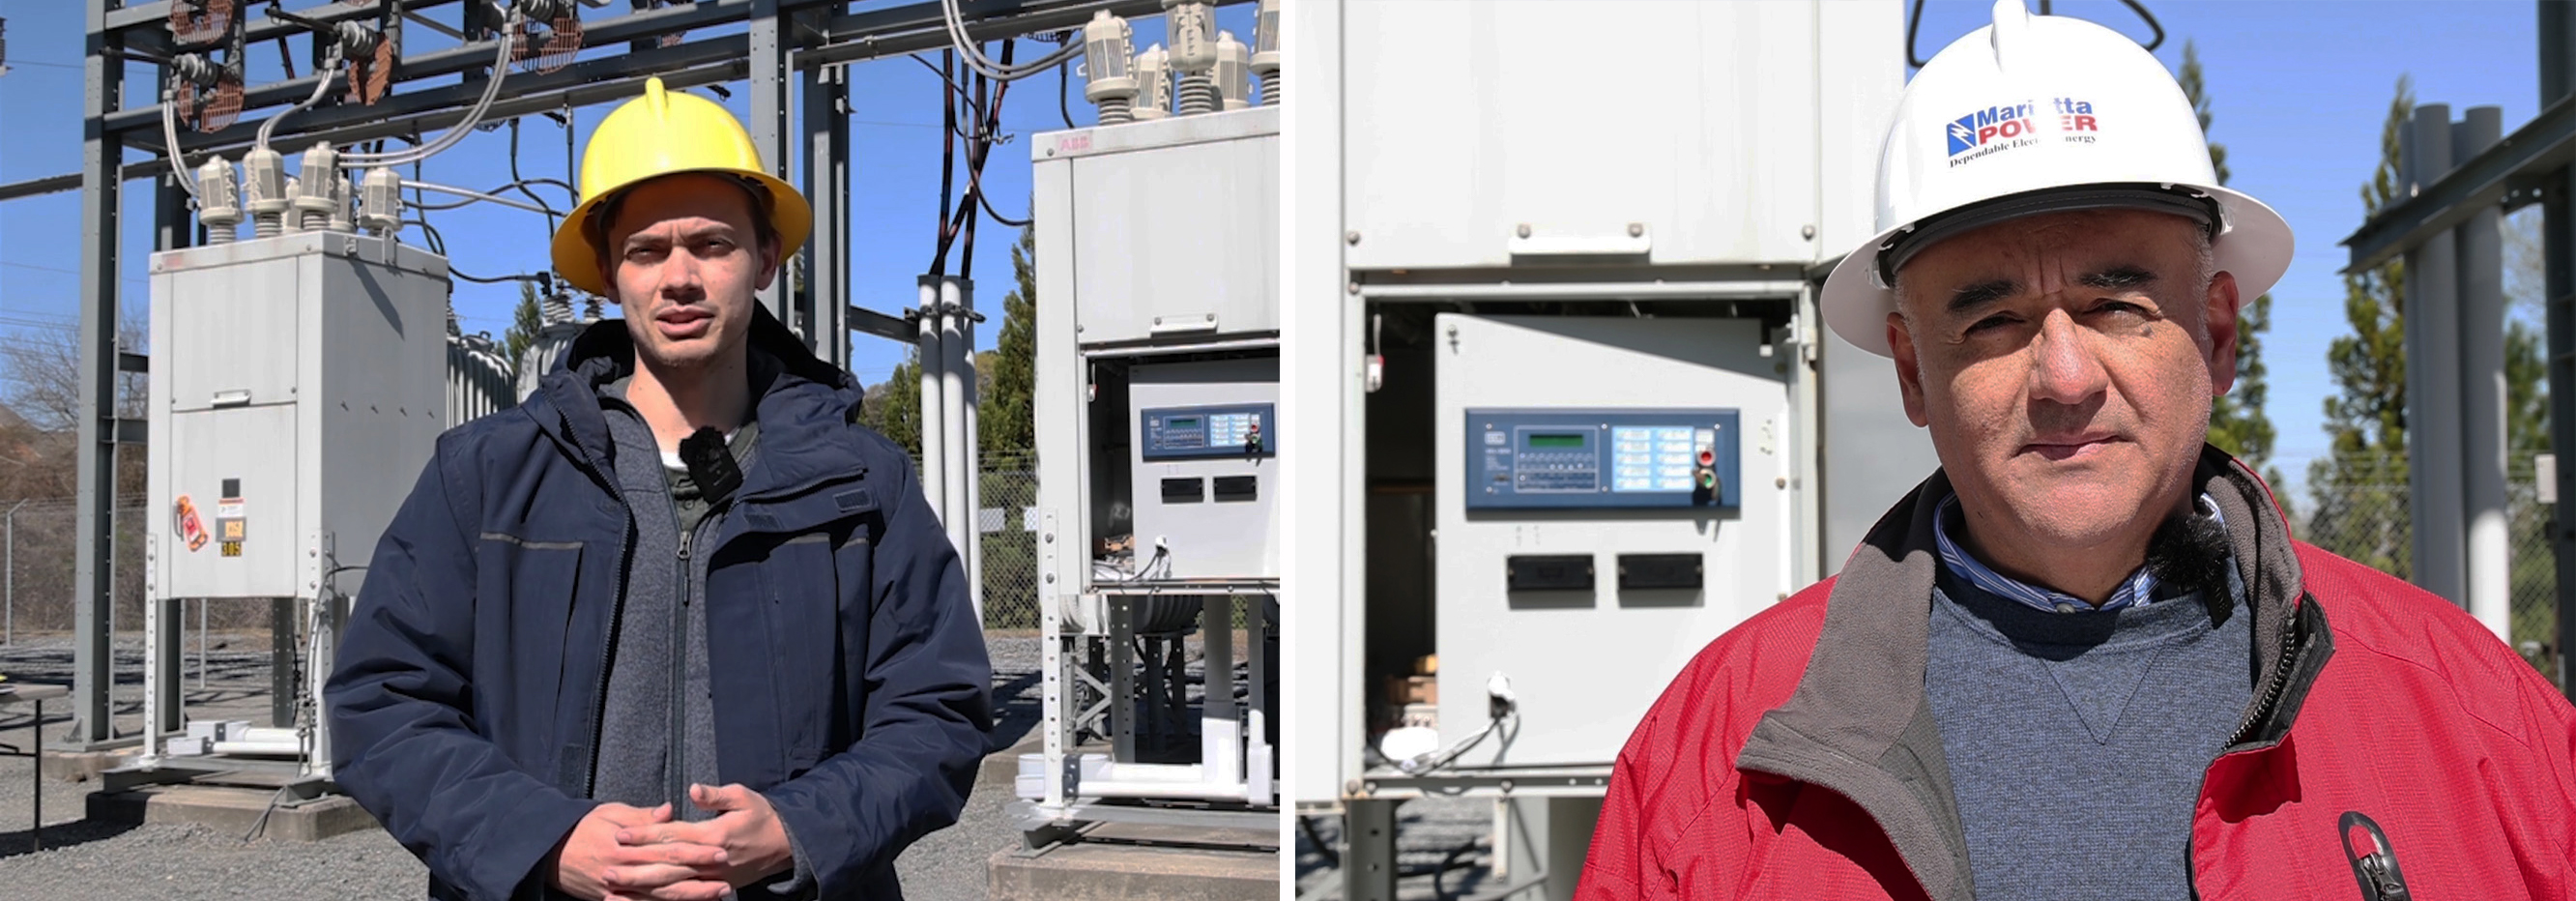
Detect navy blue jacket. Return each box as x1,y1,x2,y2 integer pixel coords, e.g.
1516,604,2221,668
326,310,991,901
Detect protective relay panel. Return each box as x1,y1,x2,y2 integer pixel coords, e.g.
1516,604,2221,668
1140,403,1275,460
1463,409,1740,509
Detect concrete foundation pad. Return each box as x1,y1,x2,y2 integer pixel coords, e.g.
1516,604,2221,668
87,785,380,842
981,734,1045,787
41,746,140,783
989,830,1278,901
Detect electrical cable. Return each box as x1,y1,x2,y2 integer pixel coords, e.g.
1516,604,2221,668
255,50,345,151
1297,816,1340,867
907,53,1014,143
508,118,563,236
403,217,448,255
937,0,1082,83
340,10,521,166
976,186,1029,228
959,63,989,279
956,39,1020,276
1429,838,1485,901
1057,58,1076,130
450,267,551,285
402,179,561,216
2118,0,2166,51
1392,704,1517,776
406,178,575,210
161,88,202,201
930,50,960,277
1904,0,1929,70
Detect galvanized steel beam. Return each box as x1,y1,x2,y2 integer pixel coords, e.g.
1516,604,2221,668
2344,94,2576,274
72,0,126,748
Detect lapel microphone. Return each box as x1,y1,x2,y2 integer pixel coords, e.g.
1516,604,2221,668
680,426,744,507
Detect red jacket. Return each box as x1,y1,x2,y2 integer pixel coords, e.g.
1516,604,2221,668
1576,452,2576,900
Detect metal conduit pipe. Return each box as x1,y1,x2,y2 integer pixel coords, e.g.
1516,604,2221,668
939,277,972,602
958,280,983,624
917,276,948,531
2455,104,2511,642
2405,104,2467,603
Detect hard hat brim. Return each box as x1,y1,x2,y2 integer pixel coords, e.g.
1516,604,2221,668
1819,183,2293,358
548,167,814,299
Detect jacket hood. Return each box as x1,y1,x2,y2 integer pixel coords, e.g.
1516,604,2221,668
522,305,871,502
1731,445,2328,901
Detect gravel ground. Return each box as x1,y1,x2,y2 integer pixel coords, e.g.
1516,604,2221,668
1295,797,1502,901
0,633,1044,900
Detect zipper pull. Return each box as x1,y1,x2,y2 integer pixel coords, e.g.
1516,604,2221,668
678,529,691,560
2340,811,2411,901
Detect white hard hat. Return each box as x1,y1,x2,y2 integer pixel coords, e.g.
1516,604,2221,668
1819,0,2294,357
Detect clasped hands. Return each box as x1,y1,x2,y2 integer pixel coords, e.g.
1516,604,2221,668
550,783,796,901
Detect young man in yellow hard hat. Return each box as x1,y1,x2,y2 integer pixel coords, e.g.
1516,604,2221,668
328,77,992,901
1577,3,2576,900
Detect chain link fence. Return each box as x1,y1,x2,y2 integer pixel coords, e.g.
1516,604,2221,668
977,457,1042,632
0,501,263,642
0,466,1052,640
2299,453,2562,685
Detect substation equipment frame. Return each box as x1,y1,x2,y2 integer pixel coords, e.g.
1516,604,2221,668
1018,102,1284,843
14,0,1211,784
1285,3,1926,900
2342,2,2576,700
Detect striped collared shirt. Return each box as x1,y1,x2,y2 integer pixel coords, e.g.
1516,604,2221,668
1931,491,2226,614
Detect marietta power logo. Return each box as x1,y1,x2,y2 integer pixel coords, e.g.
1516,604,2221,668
1947,98,2099,165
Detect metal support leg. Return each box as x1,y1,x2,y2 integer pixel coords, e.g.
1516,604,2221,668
1110,597,1135,763
148,596,180,749
1503,797,1599,901
1138,633,1159,751
72,0,127,750
1247,594,1273,804
748,0,792,322
31,698,41,852
1201,594,1238,788
271,598,297,727
798,30,851,368
1344,799,1399,901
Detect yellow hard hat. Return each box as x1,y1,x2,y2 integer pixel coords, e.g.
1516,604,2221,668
549,76,812,297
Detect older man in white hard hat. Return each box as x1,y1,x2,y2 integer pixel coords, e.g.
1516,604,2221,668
1577,4,2576,900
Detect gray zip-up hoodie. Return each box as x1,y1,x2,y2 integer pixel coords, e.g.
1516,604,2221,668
585,355,813,899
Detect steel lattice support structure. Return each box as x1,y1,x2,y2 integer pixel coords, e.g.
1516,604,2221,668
23,0,1160,750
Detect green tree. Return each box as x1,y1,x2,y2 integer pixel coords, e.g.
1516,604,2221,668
2508,321,2549,454
2181,40,2279,486
974,227,1041,627
980,227,1038,457
2306,77,2415,577
504,280,544,378
860,354,924,456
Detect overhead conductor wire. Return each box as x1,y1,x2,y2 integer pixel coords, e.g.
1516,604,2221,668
341,8,523,167
939,0,1081,82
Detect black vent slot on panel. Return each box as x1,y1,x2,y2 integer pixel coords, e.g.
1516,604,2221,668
1506,554,1595,592
1618,554,1704,591
1161,478,1205,504
1212,476,1259,502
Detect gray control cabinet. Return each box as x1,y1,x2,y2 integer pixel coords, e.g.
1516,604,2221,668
148,233,450,602
1433,314,1794,767
1129,358,1280,580
1032,106,1280,345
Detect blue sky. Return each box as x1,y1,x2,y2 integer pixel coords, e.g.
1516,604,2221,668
0,0,1249,389
0,1,2544,501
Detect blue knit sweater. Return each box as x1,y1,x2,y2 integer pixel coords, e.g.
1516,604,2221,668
1924,567,2252,900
